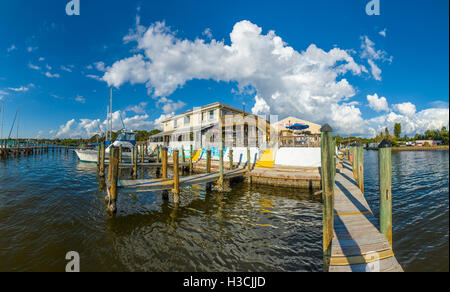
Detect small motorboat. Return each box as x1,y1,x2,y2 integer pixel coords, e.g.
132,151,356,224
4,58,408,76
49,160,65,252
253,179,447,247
75,131,136,163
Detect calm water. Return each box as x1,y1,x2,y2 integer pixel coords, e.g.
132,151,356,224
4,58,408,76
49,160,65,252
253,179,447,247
0,149,448,272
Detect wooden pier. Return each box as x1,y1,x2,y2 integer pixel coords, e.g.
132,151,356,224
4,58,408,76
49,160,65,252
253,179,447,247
0,145,70,159
321,125,403,272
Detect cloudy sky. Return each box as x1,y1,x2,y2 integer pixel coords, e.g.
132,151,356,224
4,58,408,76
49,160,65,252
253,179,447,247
0,0,448,139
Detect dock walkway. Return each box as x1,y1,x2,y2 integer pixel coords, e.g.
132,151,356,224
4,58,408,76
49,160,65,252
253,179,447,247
329,160,403,272
118,168,247,192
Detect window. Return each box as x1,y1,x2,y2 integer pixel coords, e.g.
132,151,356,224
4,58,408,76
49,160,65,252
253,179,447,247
209,110,214,120
201,112,205,121
174,119,178,128
184,115,190,125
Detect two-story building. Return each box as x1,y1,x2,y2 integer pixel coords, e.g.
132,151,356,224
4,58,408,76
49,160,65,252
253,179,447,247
148,102,271,150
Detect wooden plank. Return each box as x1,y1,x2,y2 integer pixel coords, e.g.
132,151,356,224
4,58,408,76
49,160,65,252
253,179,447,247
329,159,403,272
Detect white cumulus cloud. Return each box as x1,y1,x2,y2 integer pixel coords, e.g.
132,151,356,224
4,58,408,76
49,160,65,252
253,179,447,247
367,93,389,112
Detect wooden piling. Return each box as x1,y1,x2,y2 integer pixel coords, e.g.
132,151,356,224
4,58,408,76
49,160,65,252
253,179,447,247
181,145,185,163
229,148,233,170
378,139,393,246
133,147,138,179
141,145,144,163
119,145,123,163
247,146,252,184
108,147,119,214
99,143,105,176
206,149,211,173
162,147,168,179
189,145,193,174
320,124,334,268
172,150,180,203
357,144,364,194
218,147,224,190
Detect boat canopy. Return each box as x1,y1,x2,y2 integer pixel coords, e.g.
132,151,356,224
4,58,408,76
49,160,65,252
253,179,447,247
286,123,310,131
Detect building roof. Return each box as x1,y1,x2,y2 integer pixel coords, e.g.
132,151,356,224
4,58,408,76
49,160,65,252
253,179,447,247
161,102,247,123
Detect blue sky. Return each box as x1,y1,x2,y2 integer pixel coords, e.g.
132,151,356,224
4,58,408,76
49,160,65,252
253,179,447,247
0,0,448,138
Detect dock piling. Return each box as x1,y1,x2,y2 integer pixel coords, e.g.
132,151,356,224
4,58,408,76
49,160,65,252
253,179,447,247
107,147,119,214
378,139,393,246
247,147,252,184
218,147,224,190
189,145,193,174
172,150,180,202
357,144,364,194
229,148,233,170
162,147,168,179
99,143,105,176
320,124,334,268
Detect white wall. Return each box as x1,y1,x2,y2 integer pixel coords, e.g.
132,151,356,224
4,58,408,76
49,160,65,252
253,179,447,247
274,147,321,167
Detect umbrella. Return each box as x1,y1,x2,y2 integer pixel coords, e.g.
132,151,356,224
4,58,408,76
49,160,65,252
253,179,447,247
286,123,310,131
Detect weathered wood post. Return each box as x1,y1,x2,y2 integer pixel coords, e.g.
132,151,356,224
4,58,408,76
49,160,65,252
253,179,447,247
99,143,105,176
378,139,393,246
107,147,114,183
206,149,211,173
181,145,185,163
107,146,119,214
218,146,224,191
357,144,364,194
229,148,233,170
172,150,180,203
320,124,334,269
133,146,138,179
247,146,252,184
162,147,168,179
189,144,193,174
157,145,161,163
119,145,123,163
141,144,145,163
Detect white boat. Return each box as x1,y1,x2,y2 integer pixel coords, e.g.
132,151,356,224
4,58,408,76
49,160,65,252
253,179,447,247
75,131,136,163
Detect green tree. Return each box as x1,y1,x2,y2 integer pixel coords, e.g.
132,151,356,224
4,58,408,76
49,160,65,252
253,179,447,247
394,123,402,139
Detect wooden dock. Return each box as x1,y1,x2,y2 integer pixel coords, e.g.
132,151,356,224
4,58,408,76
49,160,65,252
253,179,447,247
328,160,403,272
118,168,246,192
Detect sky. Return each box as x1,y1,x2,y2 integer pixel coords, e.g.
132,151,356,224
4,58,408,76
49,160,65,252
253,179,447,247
0,0,448,139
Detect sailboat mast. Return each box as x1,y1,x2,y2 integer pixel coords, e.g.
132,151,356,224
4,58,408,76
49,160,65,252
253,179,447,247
107,105,110,142
16,107,19,147
110,88,113,140
1,102,4,148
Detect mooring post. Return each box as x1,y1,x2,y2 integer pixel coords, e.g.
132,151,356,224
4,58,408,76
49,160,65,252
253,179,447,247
247,146,252,184
357,144,364,194
332,138,336,179
99,142,105,176
181,145,186,163
141,144,145,163
108,146,119,214
133,146,138,179
378,139,392,246
172,150,180,203
229,148,233,170
162,147,168,179
97,145,101,171
320,124,334,270
107,147,114,183
189,144,193,174
206,149,211,173
351,145,358,180
218,146,224,190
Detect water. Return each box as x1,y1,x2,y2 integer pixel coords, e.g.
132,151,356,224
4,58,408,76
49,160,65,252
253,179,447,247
0,150,448,272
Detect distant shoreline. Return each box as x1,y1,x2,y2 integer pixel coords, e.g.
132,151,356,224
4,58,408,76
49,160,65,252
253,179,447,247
391,146,449,151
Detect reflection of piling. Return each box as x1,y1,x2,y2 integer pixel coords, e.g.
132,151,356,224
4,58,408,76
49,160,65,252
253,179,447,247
172,150,180,203
320,124,334,270
378,139,392,246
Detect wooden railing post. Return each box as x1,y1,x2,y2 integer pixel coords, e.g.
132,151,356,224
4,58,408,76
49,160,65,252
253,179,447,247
162,147,168,179
172,150,180,203
320,124,334,268
378,139,392,246
357,144,364,194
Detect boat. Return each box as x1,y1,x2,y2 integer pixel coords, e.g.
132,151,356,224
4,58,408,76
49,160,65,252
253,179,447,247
75,131,136,163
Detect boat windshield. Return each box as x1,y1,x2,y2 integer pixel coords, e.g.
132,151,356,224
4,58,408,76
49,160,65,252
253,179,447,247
117,132,136,141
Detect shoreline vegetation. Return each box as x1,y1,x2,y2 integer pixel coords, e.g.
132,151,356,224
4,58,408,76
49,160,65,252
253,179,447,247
391,145,449,151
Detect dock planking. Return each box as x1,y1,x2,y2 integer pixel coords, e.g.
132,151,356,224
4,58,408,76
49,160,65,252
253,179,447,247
118,168,247,192
329,160,403,272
